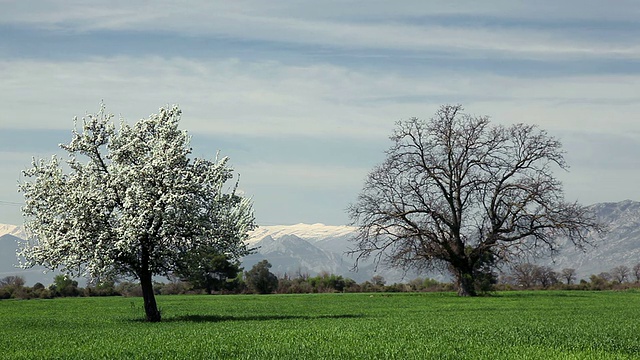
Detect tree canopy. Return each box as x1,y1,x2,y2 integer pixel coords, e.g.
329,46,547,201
175,246,242,294
245,260,278,294
19,103,256,321
348,104,600,296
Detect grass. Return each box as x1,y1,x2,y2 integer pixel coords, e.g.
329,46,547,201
1,291,640,359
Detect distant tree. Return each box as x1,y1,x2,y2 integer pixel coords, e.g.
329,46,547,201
175,246,242,294
633,263,640,283
371,275,386,287
18,104,255,321
348,105,600,296
534,266,558,288
32,282,45,291
589,274,610,290
245,260,278,294
31,282,52,299
598,272,612,282
51,274,80,297
0,276,26,299
610,265,630,284
0,276,25,288
84,279,118,297
511,263,538,288
560,268,577,285
307,272,349,293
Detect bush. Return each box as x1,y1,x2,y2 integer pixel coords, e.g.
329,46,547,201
13,287,33,300
84,280,119,297
32,283,45,291
37,289,53,299
159,281,193,295
116,282,143,297
0,288,11,300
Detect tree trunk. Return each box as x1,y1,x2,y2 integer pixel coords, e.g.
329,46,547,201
138,241,161,322
140,268,161,322
455,268,477,297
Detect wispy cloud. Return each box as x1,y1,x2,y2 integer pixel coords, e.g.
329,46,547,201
2,1,639,225
3,1,640,60
2,56,639,138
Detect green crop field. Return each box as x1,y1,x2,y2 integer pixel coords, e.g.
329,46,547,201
1,291,639,359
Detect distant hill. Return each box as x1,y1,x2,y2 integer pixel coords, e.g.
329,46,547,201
243,201,640,283
243,223,420,283
3,200,640,285
538,200,640,279
0,234,21,272
0,233,60,286
0,224,25,239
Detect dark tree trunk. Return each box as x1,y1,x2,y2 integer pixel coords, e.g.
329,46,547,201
140,268,161,322
139,244,160,322
455,268,477,297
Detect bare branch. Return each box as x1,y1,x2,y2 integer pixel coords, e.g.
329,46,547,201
349,104,600,296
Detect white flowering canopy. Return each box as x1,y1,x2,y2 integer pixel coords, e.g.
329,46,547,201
19,104,256,281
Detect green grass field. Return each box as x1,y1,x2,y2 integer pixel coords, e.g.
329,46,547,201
1,291,639,359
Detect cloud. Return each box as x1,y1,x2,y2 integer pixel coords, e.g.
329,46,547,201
239,162,369,189
2,56,640,141
2,1,639,225
3,1,640,60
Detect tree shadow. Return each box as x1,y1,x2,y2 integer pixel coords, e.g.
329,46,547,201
164,313,365,323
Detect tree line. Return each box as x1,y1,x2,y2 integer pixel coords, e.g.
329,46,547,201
500,263,640,290
4,260,640,300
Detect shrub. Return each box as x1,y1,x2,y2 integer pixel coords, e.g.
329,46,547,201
116,282,143,297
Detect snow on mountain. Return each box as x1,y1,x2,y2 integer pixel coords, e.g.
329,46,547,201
242,233,358,279
0,224,26,239
0,224,63,286
244,223,418,282
0,224,27,279
248,223,356,245
2,200,640,285
247,201,640,283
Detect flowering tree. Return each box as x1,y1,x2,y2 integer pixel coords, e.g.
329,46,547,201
19,104,255,321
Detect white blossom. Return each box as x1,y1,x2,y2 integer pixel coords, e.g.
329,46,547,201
18,103,256,282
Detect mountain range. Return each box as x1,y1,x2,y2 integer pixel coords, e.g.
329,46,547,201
2,200,640,286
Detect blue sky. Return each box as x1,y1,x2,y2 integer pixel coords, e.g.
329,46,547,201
1,1,640,226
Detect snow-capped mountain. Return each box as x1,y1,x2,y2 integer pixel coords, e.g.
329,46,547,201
0,225,24,272
248,223,356,244
242,233,357,279
0,226,60,286
2,200,640,285
244,201,640,283
244,223,434,282
0,224,26,239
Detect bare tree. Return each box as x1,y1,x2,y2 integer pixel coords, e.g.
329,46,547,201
634,263,640,283
371,275,386,286
0,276,25,288
510,263,558,288
535,266,559,288
348,105,600,296
597,272,612,282
610,265,630,284
560,268,577,285
511,263,538,288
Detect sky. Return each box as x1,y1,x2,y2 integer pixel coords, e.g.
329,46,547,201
1,1,639,227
